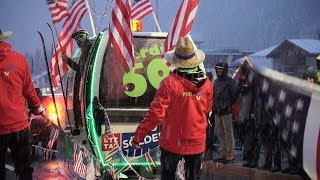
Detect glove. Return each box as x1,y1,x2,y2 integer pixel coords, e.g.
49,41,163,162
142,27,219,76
131,139,140,149
32,105,51,127
61,54,70,61
43,117,52,127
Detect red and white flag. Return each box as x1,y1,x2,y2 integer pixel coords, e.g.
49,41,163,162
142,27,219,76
131,0,153,20
50,0,87,86
108,0,135,72
47,0,69,23
47,127,59,150
163,0,199,69
73,144,90,178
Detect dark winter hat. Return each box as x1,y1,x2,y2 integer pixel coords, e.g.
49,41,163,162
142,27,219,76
0,29,12,42
303,67,318,80
72,29,89,39
215,62,228,70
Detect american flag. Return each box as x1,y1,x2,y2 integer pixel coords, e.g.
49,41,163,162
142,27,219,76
131,0,153,20
50,0,87,86
104,112,112,135
163,0,199,69
108,0,134,72
73,143,90,178
128,146,160,173
239,58,320,180
144,151,157,172
47,127,59,149
105,149,130,175
47,0,69,23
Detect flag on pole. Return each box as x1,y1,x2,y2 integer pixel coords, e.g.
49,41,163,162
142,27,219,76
73,143,90,178
128,146,160,173
47,0,69,23
85,157,95,180
108,0,135,72
163,0,199,68
239,58,320,180
131,0,153,20
47,127,59,149
105,149,130,175
50,0,88,86
163,0,199,52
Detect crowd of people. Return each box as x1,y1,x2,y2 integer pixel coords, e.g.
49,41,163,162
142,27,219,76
202,56,320,178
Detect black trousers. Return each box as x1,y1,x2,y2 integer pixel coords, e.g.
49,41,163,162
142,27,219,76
206,116,215,150
0,128,33,180
160,148,202,180
73,73,83,127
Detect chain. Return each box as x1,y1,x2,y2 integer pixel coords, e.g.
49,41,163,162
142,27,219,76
87,0,114,19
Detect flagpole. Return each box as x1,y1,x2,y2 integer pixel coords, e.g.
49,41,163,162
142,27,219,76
153,0,161,32
152,11,161,32
84,0,96,36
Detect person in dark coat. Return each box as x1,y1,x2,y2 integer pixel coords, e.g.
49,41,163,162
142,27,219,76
213,62,237,163
62,29,93,133
236,71,260,168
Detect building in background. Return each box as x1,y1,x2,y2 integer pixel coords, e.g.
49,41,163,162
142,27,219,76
267,39,320,77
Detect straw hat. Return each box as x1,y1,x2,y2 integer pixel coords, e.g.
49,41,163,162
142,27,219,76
164,36,205,68
0,30,12,42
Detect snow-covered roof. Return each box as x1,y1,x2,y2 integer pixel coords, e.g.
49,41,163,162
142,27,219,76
288,39,320,54
267,39,320,58
251,45,278,56
230,45,277,68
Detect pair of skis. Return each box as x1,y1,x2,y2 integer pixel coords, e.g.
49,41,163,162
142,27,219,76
37,23,80,136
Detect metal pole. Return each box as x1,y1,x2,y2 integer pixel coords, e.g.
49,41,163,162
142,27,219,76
152,11,162,32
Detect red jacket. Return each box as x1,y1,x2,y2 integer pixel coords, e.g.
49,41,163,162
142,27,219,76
0,42,41,135
133,73,213,155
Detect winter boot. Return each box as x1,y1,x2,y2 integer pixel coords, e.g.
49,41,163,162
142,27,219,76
270,163,281,172
223,149,235,164
216,147,227,161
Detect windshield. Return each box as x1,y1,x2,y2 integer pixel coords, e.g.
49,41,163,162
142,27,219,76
99,34,169,108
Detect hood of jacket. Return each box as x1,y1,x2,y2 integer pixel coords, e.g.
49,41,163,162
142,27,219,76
173,72,209,94
215,62,229,79
0,42,11,61
174,69,207,89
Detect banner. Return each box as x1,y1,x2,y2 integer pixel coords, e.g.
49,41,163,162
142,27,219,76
102,130,160,157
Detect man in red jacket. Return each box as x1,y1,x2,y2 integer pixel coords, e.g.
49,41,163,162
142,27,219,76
0,30,48,180
132,36,213,179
